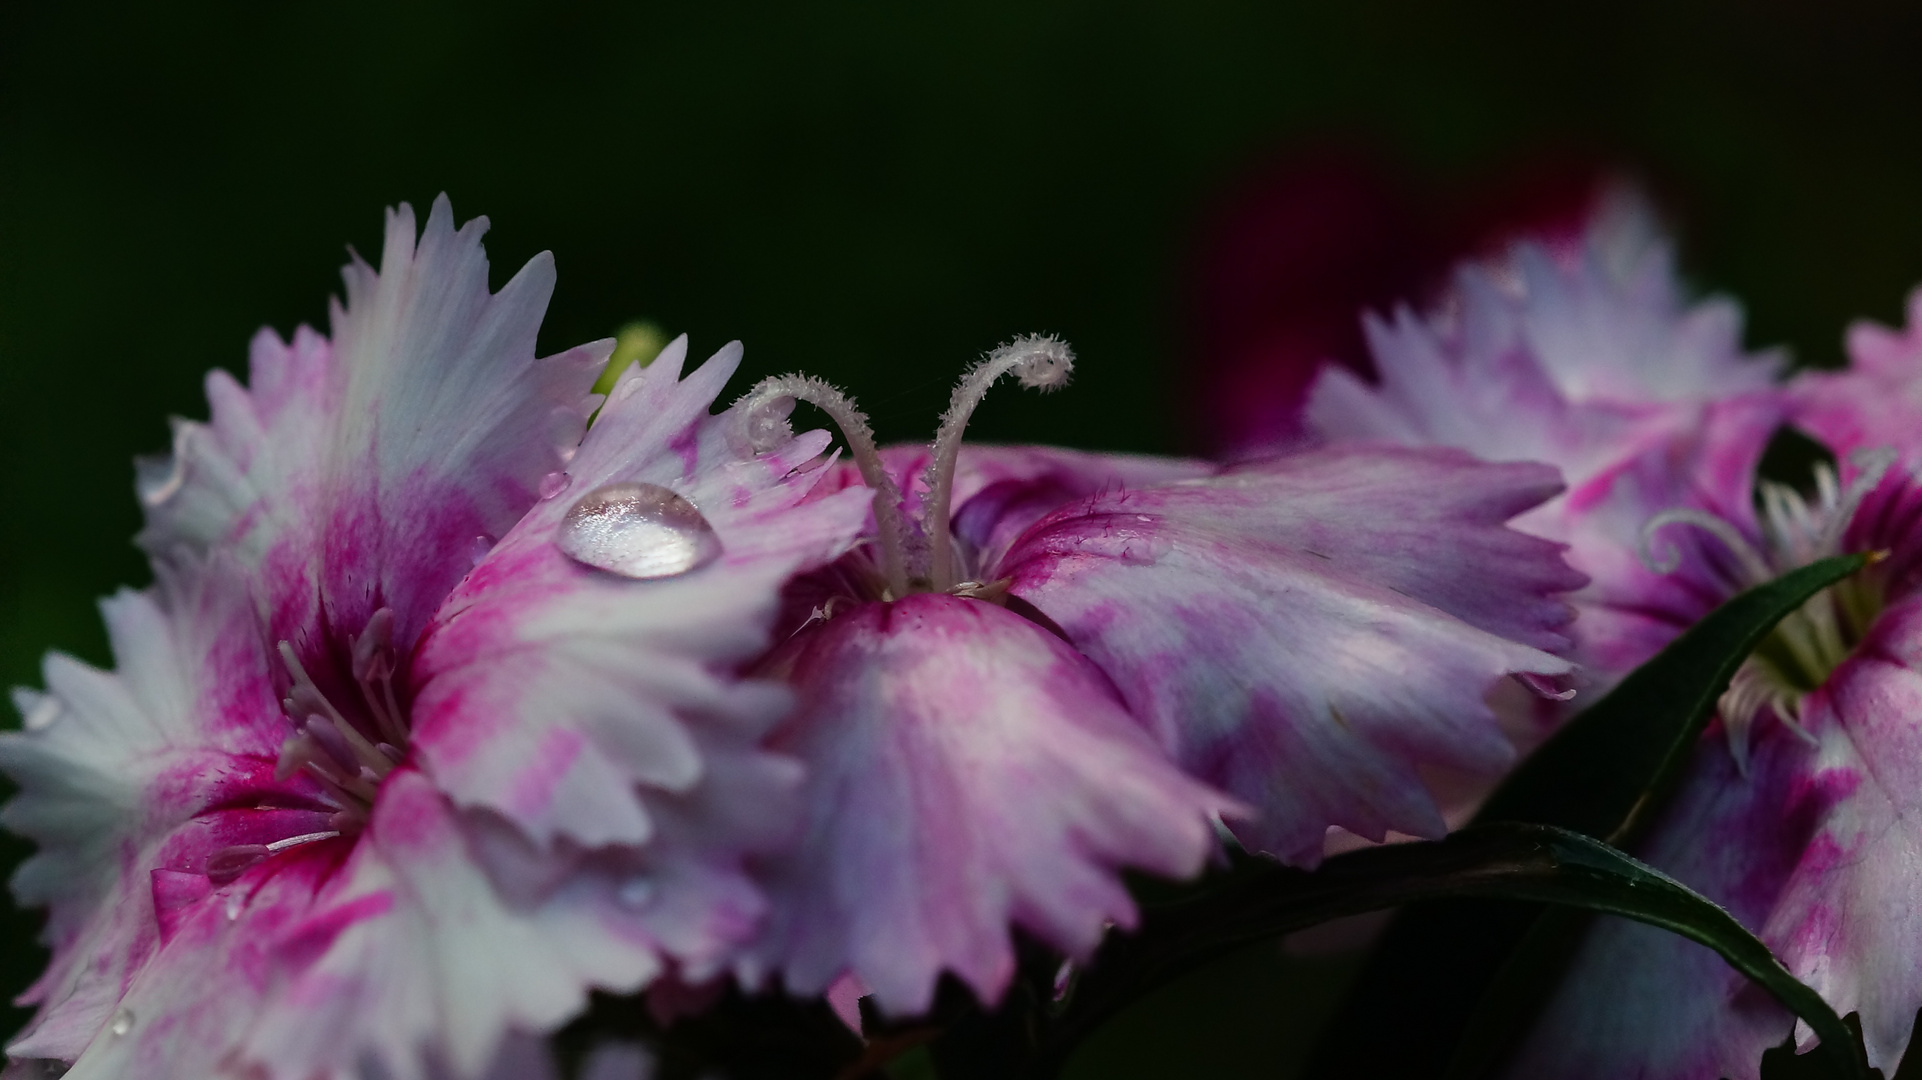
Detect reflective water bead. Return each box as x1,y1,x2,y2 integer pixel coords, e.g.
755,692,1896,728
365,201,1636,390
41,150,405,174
108,1009,133,1037
556,483,723,580
538,471,572,500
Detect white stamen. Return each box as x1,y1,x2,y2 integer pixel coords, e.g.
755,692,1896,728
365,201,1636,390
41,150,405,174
1649,447,1902,772
924,334,1075,591
734,374,910,597
265,830,340,853
277,641,355,735
1814,448,1897,556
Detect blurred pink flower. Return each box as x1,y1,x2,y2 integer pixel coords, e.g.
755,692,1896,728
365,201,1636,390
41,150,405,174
1271,177,1922,1076
1184,146,1613,457
1306,189,1786,694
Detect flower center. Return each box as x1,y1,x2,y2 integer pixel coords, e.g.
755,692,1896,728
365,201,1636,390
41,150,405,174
1640,449,1894,771
269,606,410,828
733,334,1075,598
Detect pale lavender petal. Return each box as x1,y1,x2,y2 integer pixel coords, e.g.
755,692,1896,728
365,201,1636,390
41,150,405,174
998,445,1581,865
738,594,1236,1015
1309,211,1788,689
412,337,872,849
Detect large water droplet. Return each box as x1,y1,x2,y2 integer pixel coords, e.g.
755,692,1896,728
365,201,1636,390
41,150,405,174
108,1008,133,1037
556,483,722,580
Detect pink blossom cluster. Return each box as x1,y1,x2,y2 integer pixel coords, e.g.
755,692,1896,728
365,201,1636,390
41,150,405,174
5,188,1922,1080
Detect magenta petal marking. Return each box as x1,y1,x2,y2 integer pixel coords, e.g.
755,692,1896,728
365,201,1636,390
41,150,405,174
740,594,1237,1015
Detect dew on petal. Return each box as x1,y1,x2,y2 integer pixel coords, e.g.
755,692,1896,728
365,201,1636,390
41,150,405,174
617,876,655,909
108,1008,133,1037
556,483,723,580
539,471,572,500
205,845,270,885
468,534,496,567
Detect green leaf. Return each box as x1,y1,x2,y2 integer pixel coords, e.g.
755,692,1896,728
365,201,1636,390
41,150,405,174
1305,552,1873,1079
1477,552,1869,840
1032,824,1869,1080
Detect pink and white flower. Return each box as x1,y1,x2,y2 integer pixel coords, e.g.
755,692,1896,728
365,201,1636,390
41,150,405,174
1293,199,1922,1076
1509,294,1922,1079
1,197,868,1079
725,337,1585,1015
1306,190,1787,690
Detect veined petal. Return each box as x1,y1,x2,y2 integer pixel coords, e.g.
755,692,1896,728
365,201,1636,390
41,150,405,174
136,195,607,663
411,337,872,848
998,445,1581,865
738,594,1235,1015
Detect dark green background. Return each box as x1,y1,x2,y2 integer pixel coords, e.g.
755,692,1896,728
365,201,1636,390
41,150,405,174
5,2,1922,1072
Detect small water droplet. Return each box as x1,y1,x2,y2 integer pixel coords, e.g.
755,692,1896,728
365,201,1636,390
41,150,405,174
468,534,496,567
23,697,61,732
617,877,655,909
556,483,723,580
538,472,572,500
224,892,245,921
108,1008,133,1037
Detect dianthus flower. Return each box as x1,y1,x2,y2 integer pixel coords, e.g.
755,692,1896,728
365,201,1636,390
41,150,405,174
1293,191,1922,1076
0,198,868,1079
1506,292,1922,1079
722,336,1586,1015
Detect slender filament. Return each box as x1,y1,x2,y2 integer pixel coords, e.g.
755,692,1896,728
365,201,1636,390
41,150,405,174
734,374,910,597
